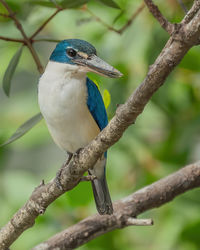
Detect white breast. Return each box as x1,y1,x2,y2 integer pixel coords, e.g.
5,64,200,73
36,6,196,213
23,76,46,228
38,61,100,153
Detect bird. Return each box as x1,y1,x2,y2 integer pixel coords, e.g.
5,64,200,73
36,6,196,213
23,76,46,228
38,39,122,215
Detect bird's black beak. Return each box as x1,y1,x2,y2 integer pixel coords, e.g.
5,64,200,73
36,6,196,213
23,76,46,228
72,53,123,78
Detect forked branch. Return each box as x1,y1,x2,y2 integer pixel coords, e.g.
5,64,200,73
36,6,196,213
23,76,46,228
144,0,174,34
0,0,44,73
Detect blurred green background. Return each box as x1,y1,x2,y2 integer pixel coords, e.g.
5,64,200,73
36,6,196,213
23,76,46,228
1,0,200,249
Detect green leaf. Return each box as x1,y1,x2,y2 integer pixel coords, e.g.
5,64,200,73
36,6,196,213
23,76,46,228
1,113,43,147
2,46,23,97
97,0,120,9
60,0,89,8
113,10,124,24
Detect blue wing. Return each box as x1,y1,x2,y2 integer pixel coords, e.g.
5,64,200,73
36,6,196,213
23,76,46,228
86,78,108,131
86,78,112,213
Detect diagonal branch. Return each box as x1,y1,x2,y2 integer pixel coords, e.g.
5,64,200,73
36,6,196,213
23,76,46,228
144,0,175,34
118,2,145,34
33,161,200,249
177,0,188,14
30,8,63,40
0,12,9,17
86,2,145,34
86,8,119,33
183,0,200,24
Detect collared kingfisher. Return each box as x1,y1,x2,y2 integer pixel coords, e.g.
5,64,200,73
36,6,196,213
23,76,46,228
38,39,122,215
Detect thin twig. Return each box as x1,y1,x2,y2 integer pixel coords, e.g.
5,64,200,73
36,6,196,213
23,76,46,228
0,12,9,17
86,3,145,35
0,0,44,73
0,36,24,43
33,38,62,43
177,0,188,14
86,8,119,33
118,2,145,34
30,8,63,39
50,0,62,9
144,0,174,35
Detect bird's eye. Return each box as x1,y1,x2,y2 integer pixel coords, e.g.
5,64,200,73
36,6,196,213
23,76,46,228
66,48,77,57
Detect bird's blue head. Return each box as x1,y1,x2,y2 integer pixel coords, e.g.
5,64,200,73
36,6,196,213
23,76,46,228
49,39,122,78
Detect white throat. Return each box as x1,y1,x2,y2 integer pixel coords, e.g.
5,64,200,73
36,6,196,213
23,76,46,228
38,61,87,118
43,60,86,78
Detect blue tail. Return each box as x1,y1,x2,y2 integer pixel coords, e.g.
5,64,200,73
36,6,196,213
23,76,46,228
89,169,113,215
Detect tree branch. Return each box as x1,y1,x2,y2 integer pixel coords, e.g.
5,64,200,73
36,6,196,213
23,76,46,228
0,35,24,43
33,162,200,249
118,2,145,34
33,38,62,43
0,1,144,50
0,2,200,249
183,0,200,24
0,2,65,73
86,8,119,33
0,12,9,17
177,0,188,14
86,2,145,34
30,8,63,40
144,0,175,34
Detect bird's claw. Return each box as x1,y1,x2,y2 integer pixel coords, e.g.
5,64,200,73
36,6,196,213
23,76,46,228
81,175,97,182
55,167,64,191
55,152,73,191
74,147,83,157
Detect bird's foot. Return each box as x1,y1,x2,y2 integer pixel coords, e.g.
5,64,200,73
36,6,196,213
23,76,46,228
55,167,64,191
80,175,97,182
55,152,73,191
74,147,84,157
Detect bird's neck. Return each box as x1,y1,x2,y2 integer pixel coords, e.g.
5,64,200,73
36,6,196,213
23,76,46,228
43,61,87,81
